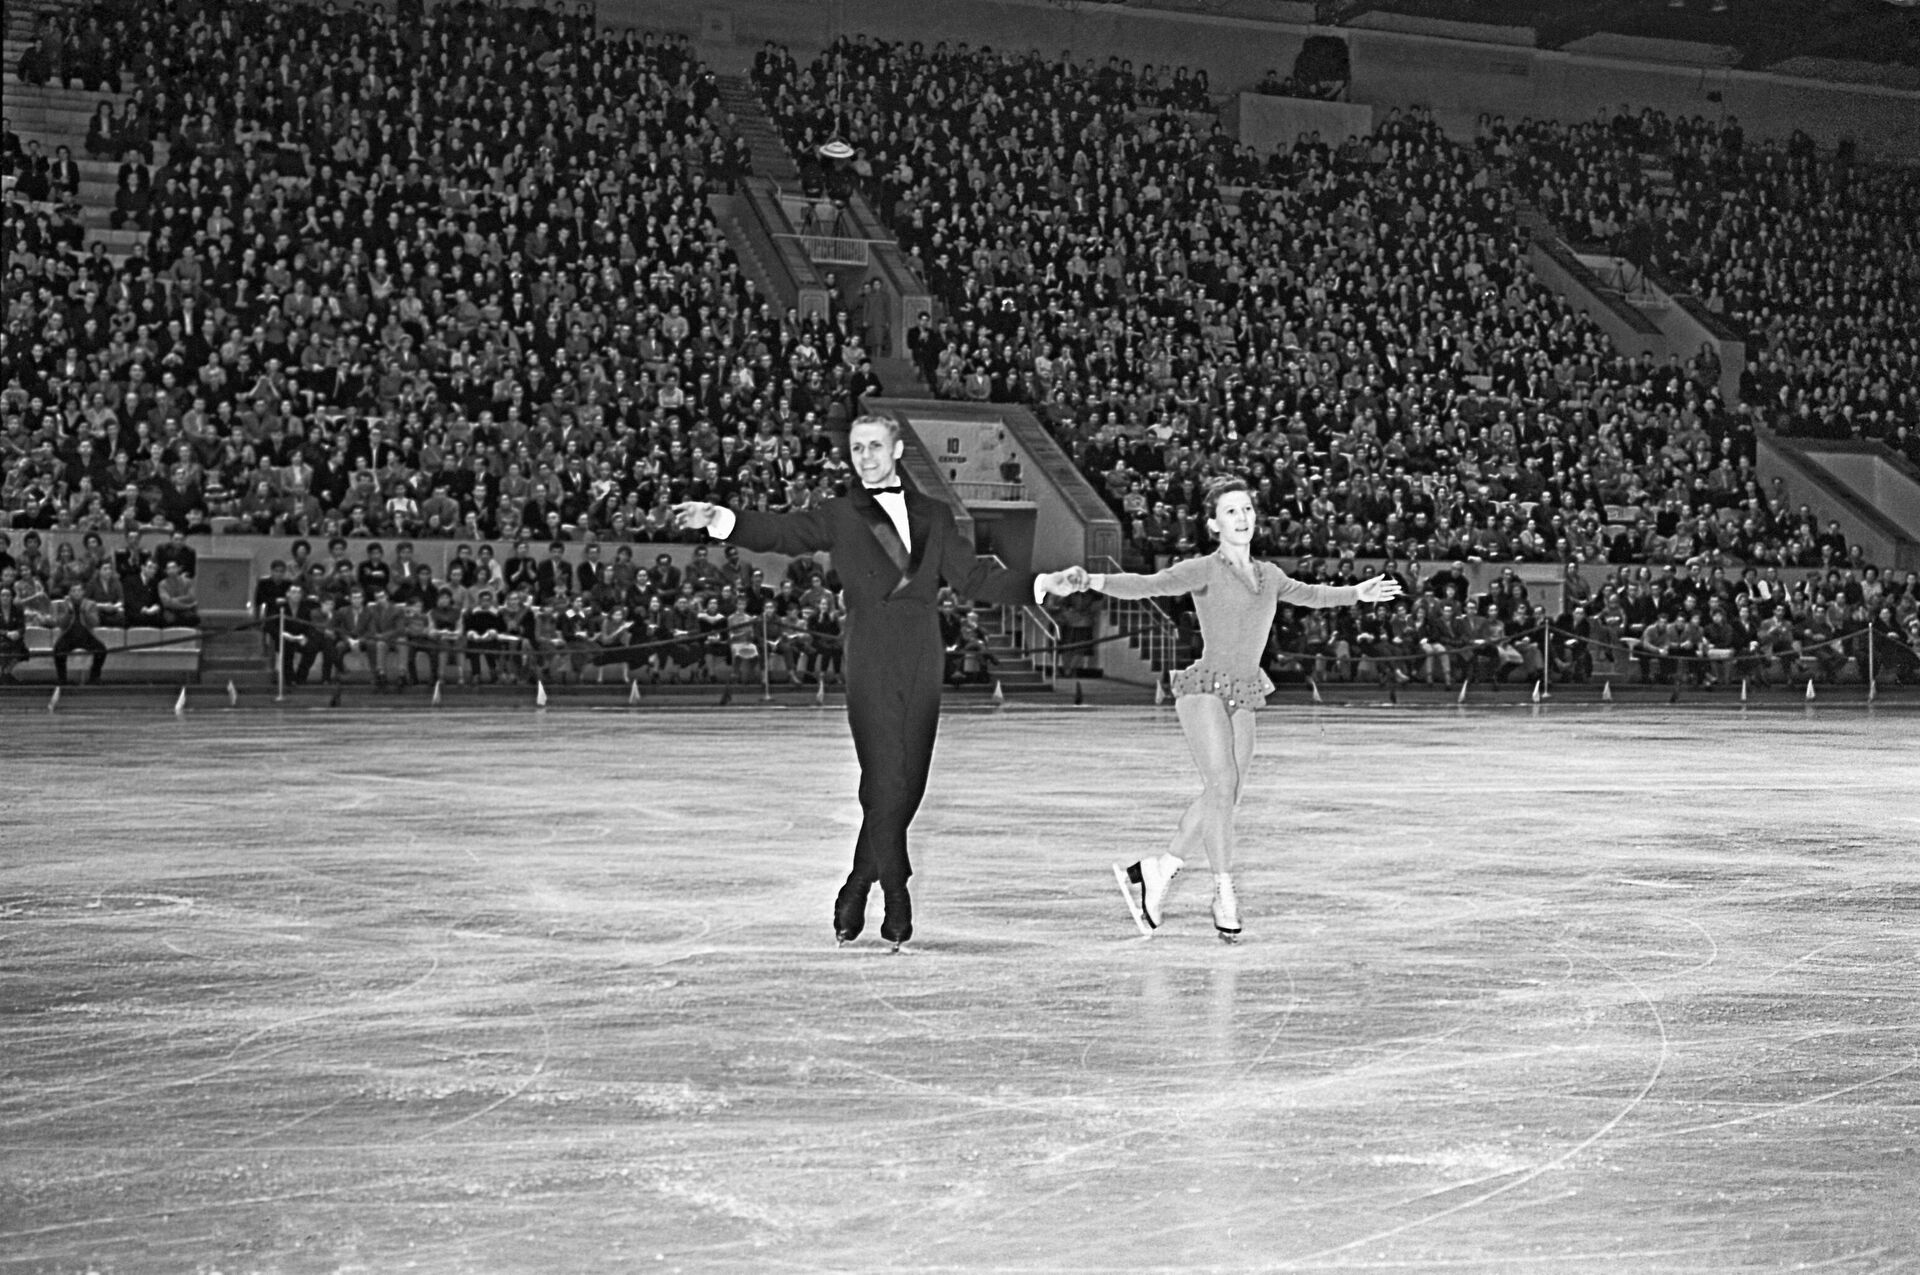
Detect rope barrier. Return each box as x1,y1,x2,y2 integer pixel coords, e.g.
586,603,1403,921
1555,622,1879,671
22,607,1912,692
1254,621,1884,674
28,616,261,652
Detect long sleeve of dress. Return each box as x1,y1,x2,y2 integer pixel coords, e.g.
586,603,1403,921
1269,564,1362,610
1095,556,1208,600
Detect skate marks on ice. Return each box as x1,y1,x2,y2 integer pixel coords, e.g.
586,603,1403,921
2,708,1917,1271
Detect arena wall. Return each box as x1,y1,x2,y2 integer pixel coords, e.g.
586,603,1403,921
1230,94,1376,153
609,0,1920,162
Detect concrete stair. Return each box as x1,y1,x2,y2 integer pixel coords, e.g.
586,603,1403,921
4,0,158,263
950,608,1053,695
709,190,785,312
198,618,273,680
715,73,800,188
870,354,926,396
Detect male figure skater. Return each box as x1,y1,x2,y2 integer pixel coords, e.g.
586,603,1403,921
676,415,1083,949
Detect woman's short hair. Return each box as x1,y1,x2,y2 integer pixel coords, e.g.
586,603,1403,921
1201,475,1251,521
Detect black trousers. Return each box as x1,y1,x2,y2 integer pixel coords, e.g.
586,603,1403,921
53,628,108,682
843,622,944,890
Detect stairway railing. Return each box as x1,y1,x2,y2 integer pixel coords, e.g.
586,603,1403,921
1009,603,1061,686
1090,555,1186,674
976,553,1059,688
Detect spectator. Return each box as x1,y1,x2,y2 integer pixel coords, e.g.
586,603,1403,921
50,582,109,684
461,588,510,684
422,587,467,687
0,583,29,682
121,557,164,627
369,588,408,688
269,584,328,686
157,559,200,627
84,559,126,626
332,588,378,682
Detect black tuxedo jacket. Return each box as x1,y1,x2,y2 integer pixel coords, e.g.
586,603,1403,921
727,484,1034,675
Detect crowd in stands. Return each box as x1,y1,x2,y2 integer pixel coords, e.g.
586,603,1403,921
754,36,1917,687
5,5,1916,693
1481,106,1920,458
0,517,1021,690
756,38,1776,571
235,533,1003,692
1263,554,1920,691
3,0,893,550
234,533,866,691
0,525,202,683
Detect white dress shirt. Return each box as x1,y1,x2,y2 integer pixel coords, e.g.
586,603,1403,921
870,488,911,551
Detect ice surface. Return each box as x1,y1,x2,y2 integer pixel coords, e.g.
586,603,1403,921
2,705,1916,1271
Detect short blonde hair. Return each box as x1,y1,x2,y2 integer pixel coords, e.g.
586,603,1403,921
848,413,901,443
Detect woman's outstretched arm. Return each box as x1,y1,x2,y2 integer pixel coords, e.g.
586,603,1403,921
1271,564,1404,609
1089,556,1207,600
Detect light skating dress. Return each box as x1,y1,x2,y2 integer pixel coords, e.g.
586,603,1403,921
1098,553,1362,712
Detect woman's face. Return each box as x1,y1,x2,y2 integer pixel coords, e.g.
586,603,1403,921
1208,490,1256,547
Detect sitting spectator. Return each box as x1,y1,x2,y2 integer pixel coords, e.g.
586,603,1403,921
268,584,329,685
110,163,151,231
48,145,81,206
121,557,164,628
151,556,199,628
50,582,109,685
84,559,126,626
83,101,117,159
0,582,29,682
331,588,379,682
392,596,430,688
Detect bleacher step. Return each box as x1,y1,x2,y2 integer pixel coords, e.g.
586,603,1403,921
714,73,800,186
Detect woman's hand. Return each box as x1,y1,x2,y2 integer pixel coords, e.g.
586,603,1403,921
1355,575,1404,604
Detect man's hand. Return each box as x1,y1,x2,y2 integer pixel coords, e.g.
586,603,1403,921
672,501,718,530
1355,575,1404,605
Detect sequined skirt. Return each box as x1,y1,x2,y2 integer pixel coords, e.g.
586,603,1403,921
1169,663,1274,713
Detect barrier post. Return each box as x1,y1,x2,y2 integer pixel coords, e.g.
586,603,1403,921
762,613,773,702
275,620,286,703
1867,626,1876,702
1539,616,1552,700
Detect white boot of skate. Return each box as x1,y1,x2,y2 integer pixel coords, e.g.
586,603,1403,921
1211,872,1242,944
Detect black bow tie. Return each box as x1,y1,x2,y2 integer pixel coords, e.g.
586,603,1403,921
865,484,904,495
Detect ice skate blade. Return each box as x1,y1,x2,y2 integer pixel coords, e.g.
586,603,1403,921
1113,862,1154,937
1214,928,1242,945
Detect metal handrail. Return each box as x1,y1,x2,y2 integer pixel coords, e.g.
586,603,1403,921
780,233,872,265
951,481,1028,502
1012,603,1061,686
1089,554,1186,673
975,552,1058,687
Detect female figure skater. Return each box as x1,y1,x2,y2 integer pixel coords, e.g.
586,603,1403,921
1085,477,1403,941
